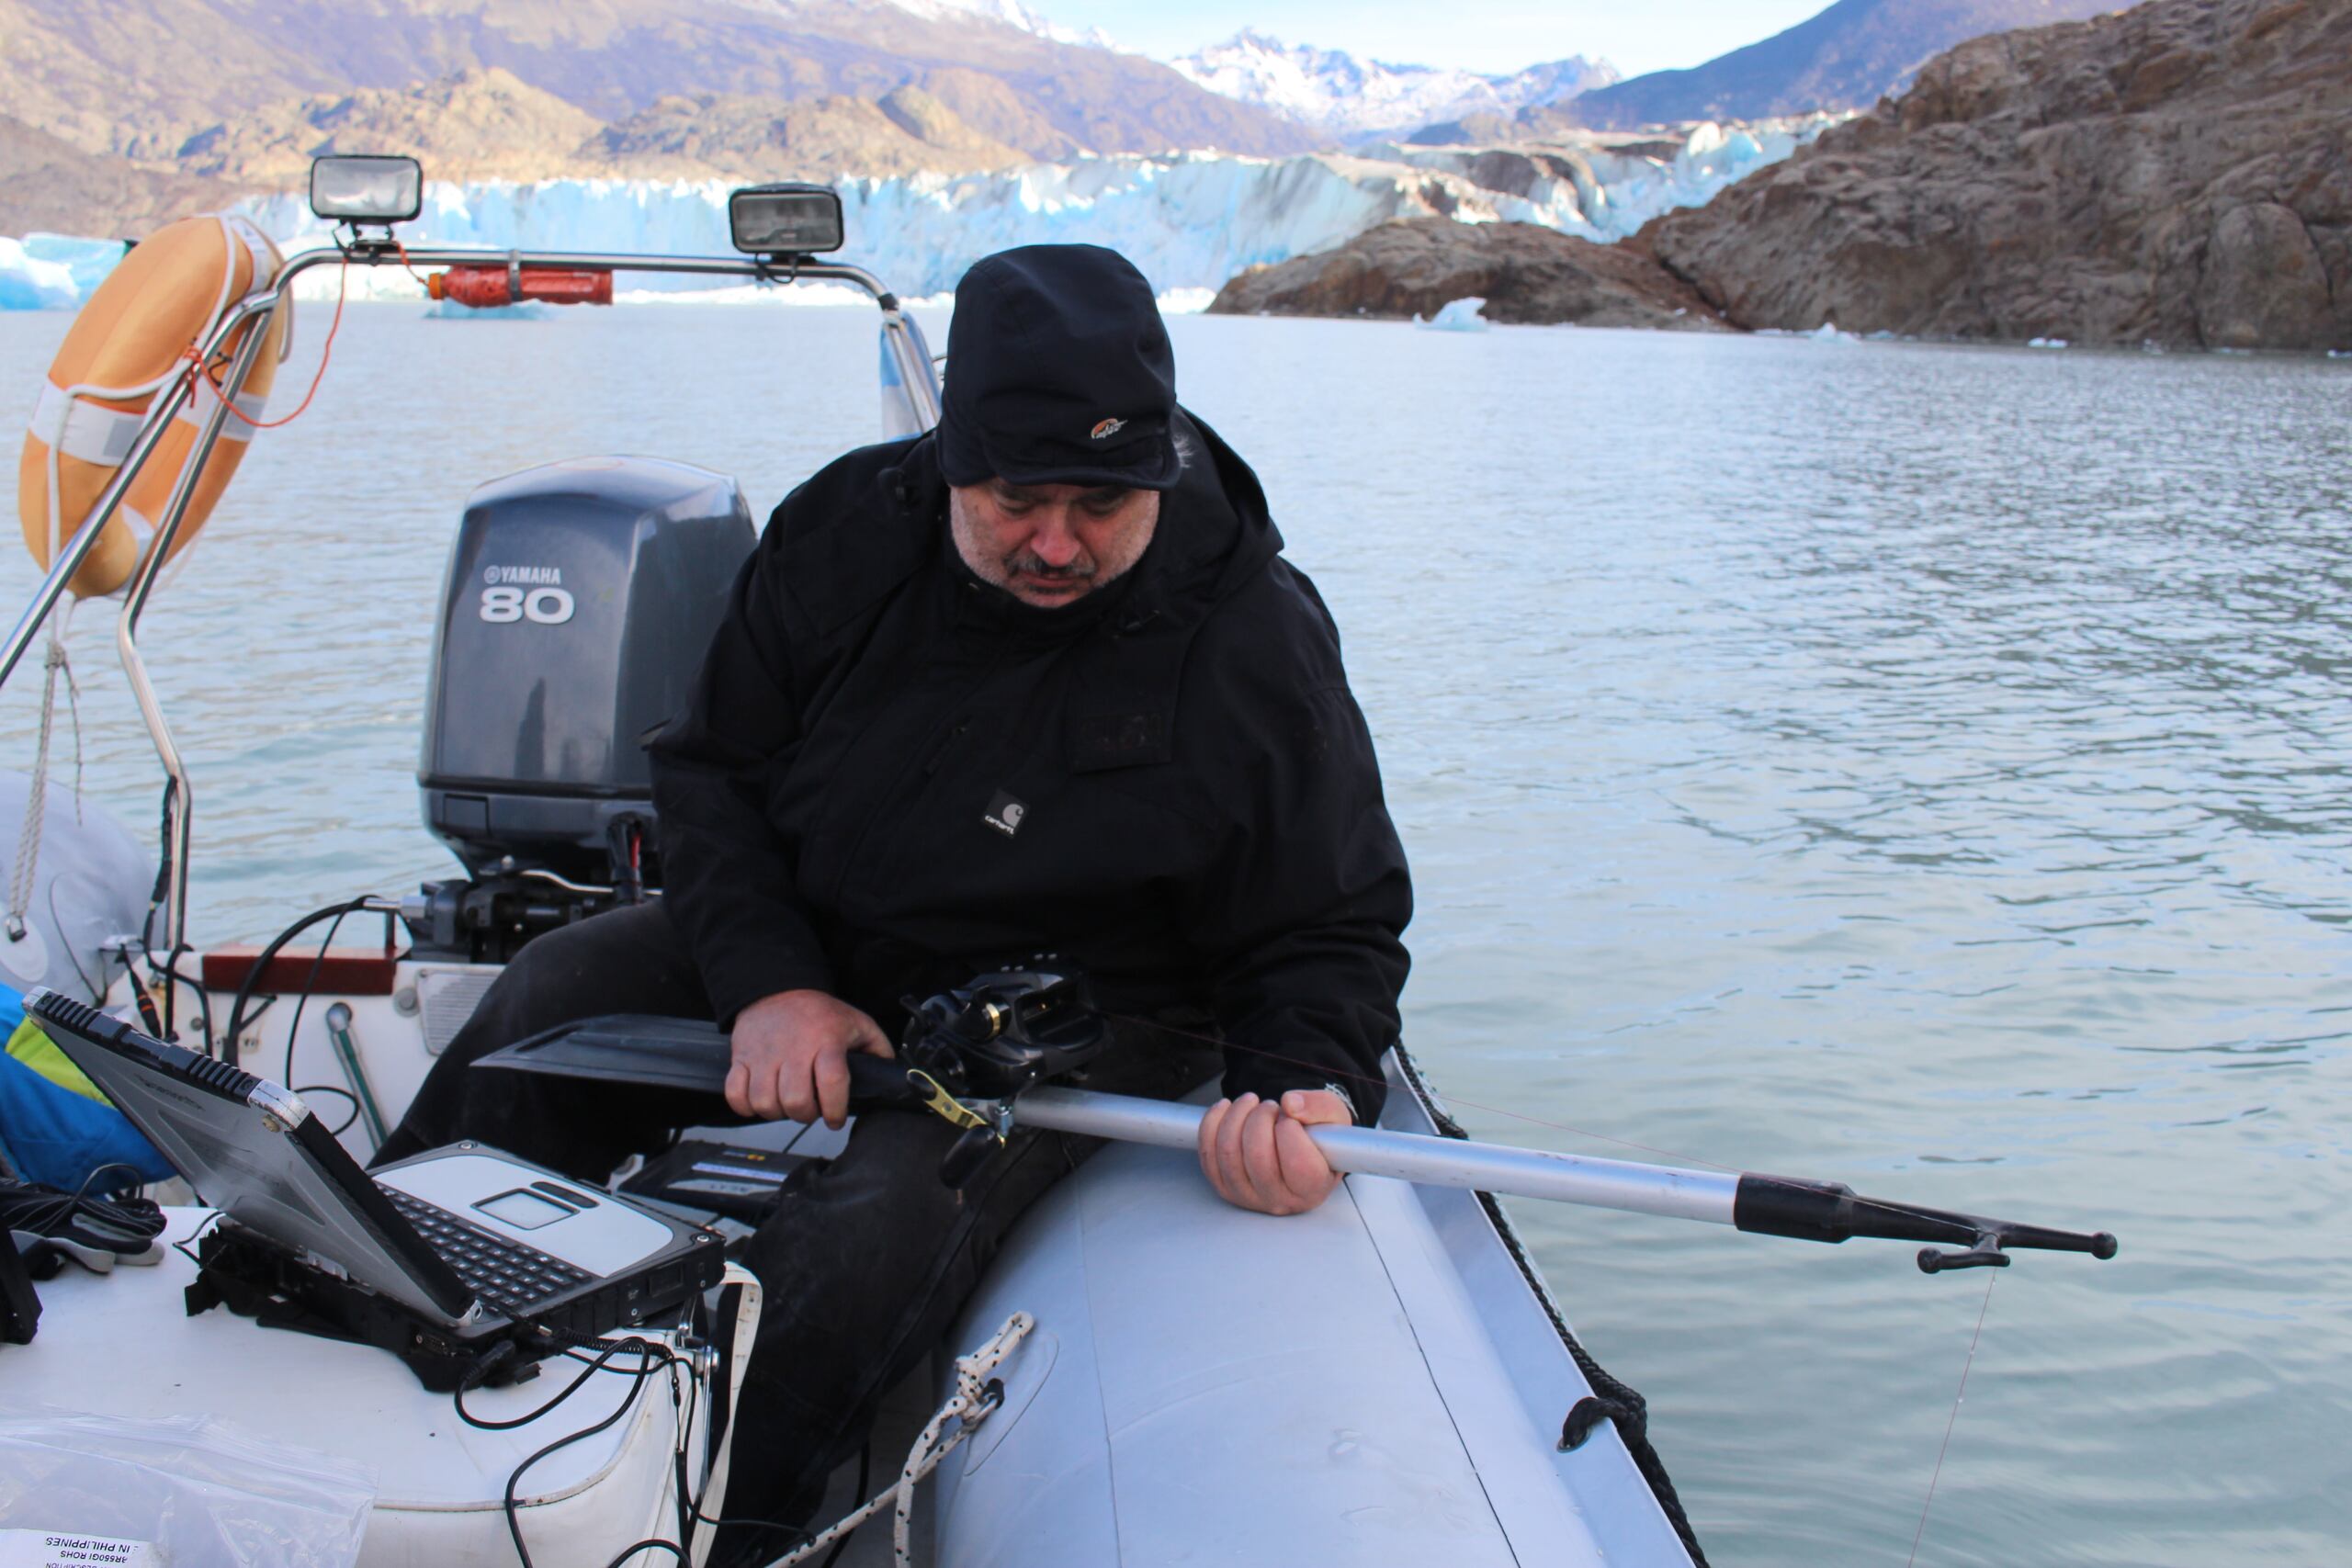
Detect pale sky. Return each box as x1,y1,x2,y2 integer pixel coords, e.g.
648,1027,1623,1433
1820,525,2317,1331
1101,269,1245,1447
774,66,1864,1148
1046,0,1833,77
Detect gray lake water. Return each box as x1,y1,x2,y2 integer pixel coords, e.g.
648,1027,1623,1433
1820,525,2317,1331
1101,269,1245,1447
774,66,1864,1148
2,302,2346,1566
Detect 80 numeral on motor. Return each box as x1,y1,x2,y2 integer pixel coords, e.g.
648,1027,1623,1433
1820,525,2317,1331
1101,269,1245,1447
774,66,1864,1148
480,586,575,625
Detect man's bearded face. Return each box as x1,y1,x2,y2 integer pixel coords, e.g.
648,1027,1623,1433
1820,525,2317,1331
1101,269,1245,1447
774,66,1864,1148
949,479,1161,608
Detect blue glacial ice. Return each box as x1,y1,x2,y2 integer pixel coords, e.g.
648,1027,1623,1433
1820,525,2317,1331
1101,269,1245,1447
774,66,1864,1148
0,234,133,310
1414,297,1489,332
4,124,1825,310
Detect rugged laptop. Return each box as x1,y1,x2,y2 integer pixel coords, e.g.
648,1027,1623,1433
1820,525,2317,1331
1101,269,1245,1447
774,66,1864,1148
25,988,723,1360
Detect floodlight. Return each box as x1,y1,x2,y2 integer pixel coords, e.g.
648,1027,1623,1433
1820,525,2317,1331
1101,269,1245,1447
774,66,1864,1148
729,184,845,256
309,155,424,224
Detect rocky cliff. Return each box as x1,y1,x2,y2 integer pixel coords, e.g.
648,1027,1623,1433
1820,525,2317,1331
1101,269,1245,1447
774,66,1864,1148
1208,218,1728,331
1219,0,2348,355
1569,0,2121,127
0,0,1312,234
0,117,245,239
159,69,607,187
1646,0,2352,350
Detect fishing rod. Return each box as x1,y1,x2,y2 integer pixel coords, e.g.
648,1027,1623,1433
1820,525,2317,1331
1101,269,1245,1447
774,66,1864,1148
488,965,2118,1276
1007,1086,2115,1273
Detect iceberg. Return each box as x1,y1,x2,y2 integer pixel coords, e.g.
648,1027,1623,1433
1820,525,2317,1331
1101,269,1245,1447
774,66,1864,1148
8,127,1827,311
0,235,130,310
1414,297,1489,333
0,240,75,311
423,299,559,321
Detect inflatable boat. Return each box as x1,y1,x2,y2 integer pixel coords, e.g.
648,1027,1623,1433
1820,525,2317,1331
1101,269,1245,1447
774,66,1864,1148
0,158,2111,1567
0,158,1713,1567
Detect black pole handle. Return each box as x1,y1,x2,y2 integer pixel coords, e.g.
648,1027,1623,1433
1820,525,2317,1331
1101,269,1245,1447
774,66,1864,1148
845,1052,924,1109
1734,1174,2118,1273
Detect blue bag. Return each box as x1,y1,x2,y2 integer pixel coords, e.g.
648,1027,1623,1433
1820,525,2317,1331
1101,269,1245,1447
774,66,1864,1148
0,984,174,1190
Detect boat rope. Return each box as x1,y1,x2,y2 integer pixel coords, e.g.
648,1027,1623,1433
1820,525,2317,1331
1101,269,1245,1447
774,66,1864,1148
1907,1269,1998,1568
760,1311,1035,1568
6,604,85,947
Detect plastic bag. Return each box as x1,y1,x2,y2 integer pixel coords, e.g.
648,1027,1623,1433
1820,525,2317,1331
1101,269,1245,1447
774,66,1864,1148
0,1409,375,1567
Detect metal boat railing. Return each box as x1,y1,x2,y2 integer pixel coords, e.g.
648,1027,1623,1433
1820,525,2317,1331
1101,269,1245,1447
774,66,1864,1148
0,241,943,961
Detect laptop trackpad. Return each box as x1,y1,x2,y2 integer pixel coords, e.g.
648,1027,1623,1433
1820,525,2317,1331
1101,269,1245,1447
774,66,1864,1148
377,1153,674,1276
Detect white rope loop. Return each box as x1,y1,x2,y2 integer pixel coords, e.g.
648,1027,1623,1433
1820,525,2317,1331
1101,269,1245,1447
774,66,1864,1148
763,1311,1035,1568
6,604,83,944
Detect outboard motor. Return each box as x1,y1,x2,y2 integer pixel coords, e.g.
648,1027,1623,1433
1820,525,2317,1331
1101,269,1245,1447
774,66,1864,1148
406,457,755,961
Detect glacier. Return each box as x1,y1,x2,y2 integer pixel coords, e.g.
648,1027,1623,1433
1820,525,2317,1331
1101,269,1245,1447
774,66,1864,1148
2,125,1831,312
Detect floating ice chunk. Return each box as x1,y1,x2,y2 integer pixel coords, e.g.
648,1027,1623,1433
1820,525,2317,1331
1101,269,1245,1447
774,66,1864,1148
1806,321,1858,343
1415,297,1489,332
2028,336,2069,349
0,237,83,310
27,234,130,299
424,299,558,320
611,280,882,307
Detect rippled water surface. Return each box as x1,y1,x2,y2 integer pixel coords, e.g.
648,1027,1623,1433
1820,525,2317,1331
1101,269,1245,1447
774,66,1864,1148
3,304,2346,1565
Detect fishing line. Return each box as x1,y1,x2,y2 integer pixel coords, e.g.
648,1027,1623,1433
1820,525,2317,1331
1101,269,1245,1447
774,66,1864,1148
1906,1269,1997,1568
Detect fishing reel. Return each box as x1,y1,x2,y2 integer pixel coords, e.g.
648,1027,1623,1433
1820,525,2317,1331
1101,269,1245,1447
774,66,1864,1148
896,962,1108,1188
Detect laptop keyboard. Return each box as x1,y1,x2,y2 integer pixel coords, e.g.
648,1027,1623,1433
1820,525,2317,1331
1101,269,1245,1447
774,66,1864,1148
381,1187,593,1315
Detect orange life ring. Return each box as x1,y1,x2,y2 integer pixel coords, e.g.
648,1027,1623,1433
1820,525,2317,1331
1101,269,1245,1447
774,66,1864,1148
16,214,290,599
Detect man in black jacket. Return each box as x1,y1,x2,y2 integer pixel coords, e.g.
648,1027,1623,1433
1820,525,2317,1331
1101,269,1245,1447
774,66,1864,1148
378,244,1410,1556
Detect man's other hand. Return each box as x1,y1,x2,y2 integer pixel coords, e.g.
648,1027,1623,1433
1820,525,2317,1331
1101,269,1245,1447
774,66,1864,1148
1197,1089,1351,1216
727,989,893,1128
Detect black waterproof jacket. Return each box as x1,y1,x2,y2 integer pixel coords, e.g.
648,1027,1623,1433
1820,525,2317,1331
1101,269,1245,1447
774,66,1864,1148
647,412,1410,1118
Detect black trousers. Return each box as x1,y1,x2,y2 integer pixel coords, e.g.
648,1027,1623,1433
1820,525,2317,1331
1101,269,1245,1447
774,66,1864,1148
374,902,1217,1564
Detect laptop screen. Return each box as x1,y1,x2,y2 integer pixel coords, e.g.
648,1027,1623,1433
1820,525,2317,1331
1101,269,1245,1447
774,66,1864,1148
26,989,473,1324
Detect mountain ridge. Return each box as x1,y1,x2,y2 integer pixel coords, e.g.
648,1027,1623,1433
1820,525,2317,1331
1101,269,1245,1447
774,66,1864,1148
0,0,1312,168
1570,0,2123,126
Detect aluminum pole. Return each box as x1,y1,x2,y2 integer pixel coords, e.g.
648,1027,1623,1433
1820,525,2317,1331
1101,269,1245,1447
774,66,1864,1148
1012,1085,1743,1225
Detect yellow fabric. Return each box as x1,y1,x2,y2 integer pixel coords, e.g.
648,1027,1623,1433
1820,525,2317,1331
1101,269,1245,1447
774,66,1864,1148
6,1016,110,1105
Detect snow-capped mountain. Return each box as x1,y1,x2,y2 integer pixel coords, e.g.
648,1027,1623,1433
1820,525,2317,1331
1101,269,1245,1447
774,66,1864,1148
1170,30,1619,140
892,0,1115,51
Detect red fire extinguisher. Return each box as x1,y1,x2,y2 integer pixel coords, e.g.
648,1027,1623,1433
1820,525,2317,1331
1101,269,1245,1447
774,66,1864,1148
427,265,614,309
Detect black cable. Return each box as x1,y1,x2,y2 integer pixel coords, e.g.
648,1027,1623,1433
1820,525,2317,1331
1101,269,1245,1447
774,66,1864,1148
461,1336,665,1568
1,1160,167,1271
170,1207,226,1269
503,1359,661,1568
462,1320,842,1568
153,944,215,1055
280,904,353,1092
456,1335,648,1432
144,784,175,1037
296,1086,368,1133
220,897,375,1066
